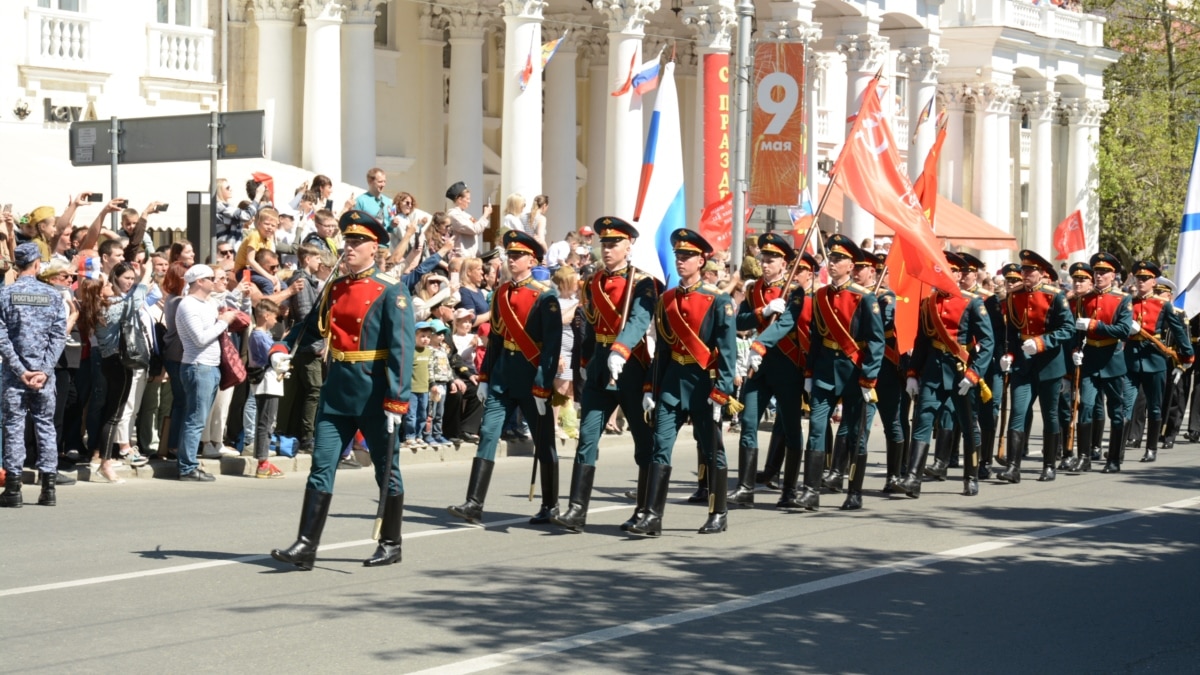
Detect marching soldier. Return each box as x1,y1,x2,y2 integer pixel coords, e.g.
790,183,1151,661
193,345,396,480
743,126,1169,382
1066,254,1132,473
790,234,884,512
898,251,993,497
995,250,1074,483
448,230,562,524
1121,261,1193,466
271,210,415,570
727,233,807,509
0,243,68,508
1157,278,1190,449
553,217,659,532
959,253,1005,478
635,229,737,536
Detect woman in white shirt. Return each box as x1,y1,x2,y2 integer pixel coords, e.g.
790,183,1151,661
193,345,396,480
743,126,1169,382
445,181,492,258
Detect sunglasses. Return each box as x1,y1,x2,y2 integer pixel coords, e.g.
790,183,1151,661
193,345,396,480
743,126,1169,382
266,265,279,272
1071,275,1091,282
674,250,701,260
218,249,234,257
1135,274,1155,281
1019,265,1039,272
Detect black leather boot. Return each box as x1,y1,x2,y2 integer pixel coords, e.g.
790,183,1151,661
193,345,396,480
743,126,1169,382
1,472,22,508
840,450,867,510
621,465,649,531
1141,418,1160,462
552,462,595,532
687,461,708,503
1072,422,1092,473
37,471,56,506
530,459,560,524
883,439,905,493
786,448,824,511
727,444,757,507
776,443,802,508
823,436,849,493
699,466,728,533
629,463,671,536
896,440,930,498
1091,419,1105,461
1102,423,1125,473
979,425,996,480
924,427,953,480
363,494,404,567
757,426,785,488
448,457,494,524
948,429,961,469
962,438,979,497
1039,430,1060,481
271,489,332,571
995,430,1024,483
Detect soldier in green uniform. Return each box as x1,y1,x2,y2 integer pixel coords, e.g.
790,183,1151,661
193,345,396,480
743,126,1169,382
727,232,806,509
553,217,659,532
959,252,1005,478
789,234,885,512
448,230,562,524
995,250,1074,483
634,229,737,536
271,210,415,571
1065,254,1132,474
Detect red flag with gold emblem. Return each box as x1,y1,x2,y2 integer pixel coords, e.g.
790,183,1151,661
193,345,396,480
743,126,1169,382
1053,210,1085,260
912,124,947,227
885,237,931,353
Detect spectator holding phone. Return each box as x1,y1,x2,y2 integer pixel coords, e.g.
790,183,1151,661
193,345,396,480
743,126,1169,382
235,208,280,291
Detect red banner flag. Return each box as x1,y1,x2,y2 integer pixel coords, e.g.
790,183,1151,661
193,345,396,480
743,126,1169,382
697,193,755,253
912,124,947,227
831,79,958,294
885,237,931,354
1053,210,1085,260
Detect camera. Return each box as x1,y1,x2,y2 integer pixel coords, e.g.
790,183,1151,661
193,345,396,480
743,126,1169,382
155,204,169,213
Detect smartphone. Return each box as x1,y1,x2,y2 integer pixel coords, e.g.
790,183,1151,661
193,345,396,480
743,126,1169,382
242,269,251,284
86,193,104,202
1,204,10,214
155,204,169,213
115,199,128,208
325,199,334,211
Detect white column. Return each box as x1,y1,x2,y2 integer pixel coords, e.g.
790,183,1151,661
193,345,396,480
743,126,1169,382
543,35,578,242
499,0,545,209
251,3,297,165
837,32,889,245
903,46,947,181
992,84,1019,239
1067,98,1106,261
971,84,999,227
584,34,609,226
1026,91,1058,254
594,0,661,219
941,84,968,204
301,0,343,181
683,1,736,217
418,8,446,207
443,6,487,206
341,1,378,186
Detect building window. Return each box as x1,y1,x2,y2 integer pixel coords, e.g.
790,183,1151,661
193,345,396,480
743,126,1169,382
39,0,82,10
375,3,389,46
157,0,192,26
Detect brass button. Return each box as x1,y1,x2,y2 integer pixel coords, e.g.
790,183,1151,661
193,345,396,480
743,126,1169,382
352,336,359,342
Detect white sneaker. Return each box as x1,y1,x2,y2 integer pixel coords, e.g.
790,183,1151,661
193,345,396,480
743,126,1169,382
218,446,239,457
200,443,223,459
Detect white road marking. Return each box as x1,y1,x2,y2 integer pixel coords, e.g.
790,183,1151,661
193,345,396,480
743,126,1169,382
406,495,1200,675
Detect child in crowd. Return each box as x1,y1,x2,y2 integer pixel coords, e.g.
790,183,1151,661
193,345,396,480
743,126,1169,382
426,319,454,447
249,299,290,478
405,321,435,450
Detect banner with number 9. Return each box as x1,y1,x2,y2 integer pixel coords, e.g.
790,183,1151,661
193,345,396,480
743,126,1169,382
750,43,807,208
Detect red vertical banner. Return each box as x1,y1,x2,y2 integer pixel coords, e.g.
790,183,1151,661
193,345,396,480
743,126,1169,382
749,42,806,207
703,53,732,205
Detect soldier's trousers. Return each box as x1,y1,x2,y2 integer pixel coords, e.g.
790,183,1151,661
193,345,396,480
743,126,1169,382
475,387,557,463
652,396,724,469
980,368,1003,441
575,360,652,466
3,373,58,475
307,411,402,495
1008,375,1062,436
737,364,803,454
911,379,980,447
1079,375,1127,426
874,363,906,444
1128,369,1167,420
808,382,867,458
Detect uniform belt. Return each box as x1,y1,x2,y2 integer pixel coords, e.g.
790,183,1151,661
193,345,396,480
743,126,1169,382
330,348,389,362
595,333,617,345
1086,338,1118,348
1020,333,1043,341
670,351,699,366
822,338,865,353
503,339,542,353
932,340,962,355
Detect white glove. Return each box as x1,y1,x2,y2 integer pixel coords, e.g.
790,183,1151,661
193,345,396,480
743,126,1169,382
580,366,588,382
1072,351,1084,367
861,386,875,403
763,297,787,317
607,352,627,379
476,382,489,403
999,354,1013,372
905,377,919,398
1075,318,1091,331
534,396,548,416
1130,320,1142,335
1021,339,1038,356
1174,367,1184,385
804,378,813,395
713,400,723,422
642,392,655,414
385,410,404,434
269,352,292,373
747,352,763,371
957,378,973,396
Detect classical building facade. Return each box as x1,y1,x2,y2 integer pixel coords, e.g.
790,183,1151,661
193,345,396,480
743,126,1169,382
3,0,1116,261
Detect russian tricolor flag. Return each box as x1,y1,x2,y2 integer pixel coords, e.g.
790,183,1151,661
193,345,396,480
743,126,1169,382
631,49,663,96
1174,124,1200,317
631,61,684,288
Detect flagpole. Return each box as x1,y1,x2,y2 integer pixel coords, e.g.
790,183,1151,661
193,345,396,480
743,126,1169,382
729,0,754,269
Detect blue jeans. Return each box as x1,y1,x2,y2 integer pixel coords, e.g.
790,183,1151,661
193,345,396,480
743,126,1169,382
178,363,219,476
429,387,446,439
164,360,185,451
405,392,429,440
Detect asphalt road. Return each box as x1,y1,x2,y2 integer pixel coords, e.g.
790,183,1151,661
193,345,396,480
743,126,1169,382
3,422,1199,674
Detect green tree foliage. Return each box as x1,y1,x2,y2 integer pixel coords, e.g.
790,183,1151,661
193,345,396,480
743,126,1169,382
1091,0,1200,267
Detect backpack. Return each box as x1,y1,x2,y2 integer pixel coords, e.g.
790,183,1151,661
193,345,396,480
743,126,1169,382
118,297,151,370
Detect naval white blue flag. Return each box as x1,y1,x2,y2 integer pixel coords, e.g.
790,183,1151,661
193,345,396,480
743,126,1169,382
1174,126,1200,318
631,61,684,288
